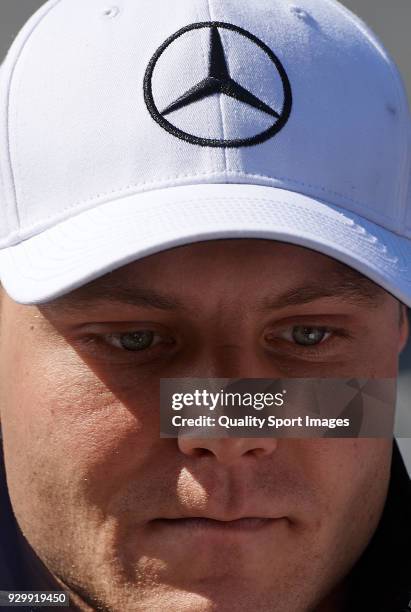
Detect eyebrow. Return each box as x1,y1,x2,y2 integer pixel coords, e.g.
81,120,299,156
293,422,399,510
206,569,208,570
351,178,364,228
39,265,387,315
40,281,184,314
258,268,387,311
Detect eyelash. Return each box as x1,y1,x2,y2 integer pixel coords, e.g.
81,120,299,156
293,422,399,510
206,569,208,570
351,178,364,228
104,331,164,351
80,324,352,362
80,332,173,362
264,326,352,357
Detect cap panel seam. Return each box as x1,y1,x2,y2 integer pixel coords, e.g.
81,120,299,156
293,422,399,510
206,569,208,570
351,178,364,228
206,0,228,172
194,0,218,169
216,0,240,174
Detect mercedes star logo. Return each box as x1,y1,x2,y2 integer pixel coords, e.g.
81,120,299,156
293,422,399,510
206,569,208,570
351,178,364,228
144,22,293,148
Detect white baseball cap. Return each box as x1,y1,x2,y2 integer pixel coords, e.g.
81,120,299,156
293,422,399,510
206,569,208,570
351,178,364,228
0,0,411,305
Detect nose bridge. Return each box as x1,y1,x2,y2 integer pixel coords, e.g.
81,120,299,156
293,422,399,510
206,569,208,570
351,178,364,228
178,436,278,464
191,343,257,379
181,301,281,378
187,307,250,376
205,297,247,336
190,338,282,379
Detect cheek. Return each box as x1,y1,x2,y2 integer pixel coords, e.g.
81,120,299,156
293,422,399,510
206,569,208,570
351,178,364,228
301,439,392,547
0,331,161,534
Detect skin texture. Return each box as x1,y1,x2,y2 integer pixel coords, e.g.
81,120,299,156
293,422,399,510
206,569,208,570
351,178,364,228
0,239,408,612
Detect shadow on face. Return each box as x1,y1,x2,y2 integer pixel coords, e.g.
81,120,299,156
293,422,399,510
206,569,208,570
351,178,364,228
0,239,408,612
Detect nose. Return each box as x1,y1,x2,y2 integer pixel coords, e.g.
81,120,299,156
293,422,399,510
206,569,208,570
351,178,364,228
178,436,278,465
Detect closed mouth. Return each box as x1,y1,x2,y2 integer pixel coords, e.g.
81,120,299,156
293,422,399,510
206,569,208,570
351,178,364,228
151,517,284,531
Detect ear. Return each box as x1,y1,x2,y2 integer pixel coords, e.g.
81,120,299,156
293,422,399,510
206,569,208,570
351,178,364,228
399,305,409,353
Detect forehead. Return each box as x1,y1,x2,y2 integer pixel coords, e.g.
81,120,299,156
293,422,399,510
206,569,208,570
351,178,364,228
65,239,364,283
35,239,389,314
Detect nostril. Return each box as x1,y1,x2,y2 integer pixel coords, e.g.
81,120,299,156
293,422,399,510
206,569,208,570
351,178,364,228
102,6,120,18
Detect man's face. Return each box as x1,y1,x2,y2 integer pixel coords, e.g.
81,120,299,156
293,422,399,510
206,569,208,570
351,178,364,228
0,240,408,612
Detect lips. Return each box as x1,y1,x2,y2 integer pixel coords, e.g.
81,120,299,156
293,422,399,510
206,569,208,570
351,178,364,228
151,517,286,532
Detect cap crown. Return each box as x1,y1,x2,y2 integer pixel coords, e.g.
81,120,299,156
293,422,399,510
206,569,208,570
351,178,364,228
0,0,410,248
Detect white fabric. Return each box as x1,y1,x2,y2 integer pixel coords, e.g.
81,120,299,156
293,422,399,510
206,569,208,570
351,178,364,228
0,0,410,304
0,183,410,305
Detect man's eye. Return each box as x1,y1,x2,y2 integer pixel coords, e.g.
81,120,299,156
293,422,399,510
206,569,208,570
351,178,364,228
103,330,162,352
277,326,332,346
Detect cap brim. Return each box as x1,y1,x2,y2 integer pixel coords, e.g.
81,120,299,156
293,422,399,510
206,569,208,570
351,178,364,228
0,183,410,306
